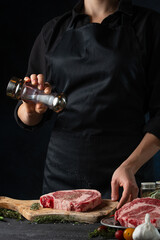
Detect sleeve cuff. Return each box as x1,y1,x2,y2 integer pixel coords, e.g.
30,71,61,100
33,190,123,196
143,116,160,139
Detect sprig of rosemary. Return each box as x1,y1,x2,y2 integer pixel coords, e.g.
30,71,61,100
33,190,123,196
88,226,116,239
30,203,41,210
0,208,23,220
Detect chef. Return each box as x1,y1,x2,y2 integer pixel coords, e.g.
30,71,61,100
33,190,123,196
15,0,160,208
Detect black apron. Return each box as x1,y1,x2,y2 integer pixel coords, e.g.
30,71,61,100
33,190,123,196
43,15,154,198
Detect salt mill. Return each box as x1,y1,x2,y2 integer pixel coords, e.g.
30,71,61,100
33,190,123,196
6,77,66,113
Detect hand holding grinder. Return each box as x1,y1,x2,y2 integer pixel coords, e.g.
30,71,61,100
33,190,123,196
6,77,66,113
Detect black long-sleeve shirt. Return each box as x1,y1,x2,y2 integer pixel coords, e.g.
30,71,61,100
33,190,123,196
15,0,160,139
14,0,160,195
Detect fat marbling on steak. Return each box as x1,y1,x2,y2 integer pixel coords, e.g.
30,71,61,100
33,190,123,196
115,197,160,228
40,189,102,212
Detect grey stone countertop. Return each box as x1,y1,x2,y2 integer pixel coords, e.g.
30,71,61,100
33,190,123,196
0,218,117,240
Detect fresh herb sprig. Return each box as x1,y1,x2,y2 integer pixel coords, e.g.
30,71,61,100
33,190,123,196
89,225,116,239
32,215,82,224
30,203,40,210
0,208,23,220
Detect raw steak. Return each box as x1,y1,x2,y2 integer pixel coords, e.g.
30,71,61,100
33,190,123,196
115,198,160,228
40,189,102,212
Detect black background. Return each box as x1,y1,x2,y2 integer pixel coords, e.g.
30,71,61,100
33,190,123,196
1,0,160,200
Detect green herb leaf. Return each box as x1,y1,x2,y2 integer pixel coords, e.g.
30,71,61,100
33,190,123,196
149,190,160,199
0,208,23,220
0,216,4,221
32,215,74,224
30,203,40,210
88,226,116,239
88,229,99,238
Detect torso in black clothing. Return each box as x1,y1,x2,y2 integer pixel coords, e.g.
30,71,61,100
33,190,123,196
16,0,160,197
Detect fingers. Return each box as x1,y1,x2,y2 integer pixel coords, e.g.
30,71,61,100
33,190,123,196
44,82,52,94
37,74,45,90
24,74,52,93
117,184,131,209
111,179,119,201
24,76,31,83
111,166,139,209
23,74,52,114
24,74,45,90
32,74,44,90
117,184,139,209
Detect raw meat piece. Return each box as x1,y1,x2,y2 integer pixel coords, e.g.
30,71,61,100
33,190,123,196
115,198,160,228
40,189,102,212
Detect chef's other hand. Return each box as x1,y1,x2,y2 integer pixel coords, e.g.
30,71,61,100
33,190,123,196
111,165,139,209
23,74,52,114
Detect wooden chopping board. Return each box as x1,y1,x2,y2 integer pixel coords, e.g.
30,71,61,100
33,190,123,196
0,196,117,223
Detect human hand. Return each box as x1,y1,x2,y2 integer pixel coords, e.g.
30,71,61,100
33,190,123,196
111,164,139,209
23,74,52,114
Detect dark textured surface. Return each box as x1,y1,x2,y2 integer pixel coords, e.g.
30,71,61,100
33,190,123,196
0,219,113,240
